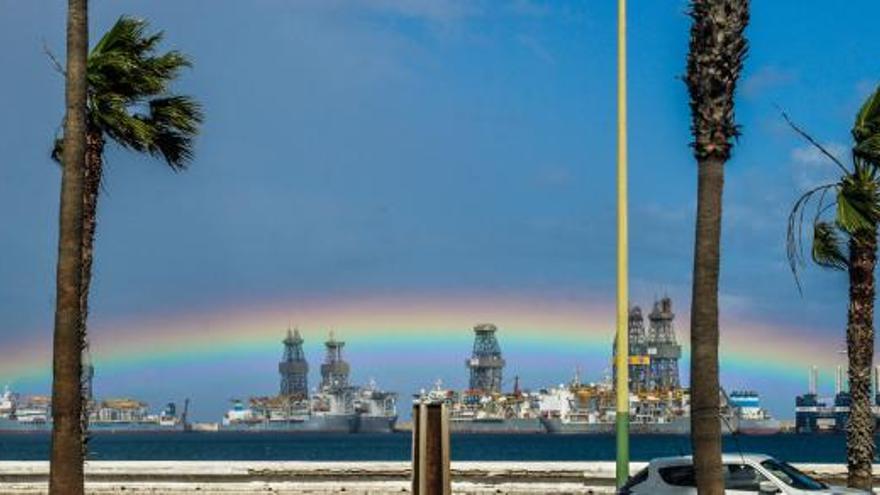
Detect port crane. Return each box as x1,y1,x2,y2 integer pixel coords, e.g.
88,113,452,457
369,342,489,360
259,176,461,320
181,398,191,432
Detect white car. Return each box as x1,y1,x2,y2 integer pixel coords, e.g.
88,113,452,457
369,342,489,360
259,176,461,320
619,453,870,494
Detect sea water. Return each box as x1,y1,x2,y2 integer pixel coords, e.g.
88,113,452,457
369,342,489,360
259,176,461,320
0,432,856,463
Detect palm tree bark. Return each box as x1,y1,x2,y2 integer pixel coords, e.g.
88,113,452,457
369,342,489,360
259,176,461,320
81,128,103,326
685,1,749,493
78,127,104,445
846,231,876,490
690,157,725,495
50,0,88,493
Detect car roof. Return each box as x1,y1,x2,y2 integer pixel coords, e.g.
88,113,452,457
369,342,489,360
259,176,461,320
649,453,774,467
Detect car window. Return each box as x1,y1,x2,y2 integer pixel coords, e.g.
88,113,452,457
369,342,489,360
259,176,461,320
619,467,649,493
759,459,826,490
659,465,696,487
724,464,767,491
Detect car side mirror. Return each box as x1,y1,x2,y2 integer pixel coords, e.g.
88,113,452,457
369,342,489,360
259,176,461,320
759,480,780,494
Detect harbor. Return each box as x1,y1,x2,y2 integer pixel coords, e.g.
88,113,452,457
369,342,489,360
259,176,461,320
1,298,798,436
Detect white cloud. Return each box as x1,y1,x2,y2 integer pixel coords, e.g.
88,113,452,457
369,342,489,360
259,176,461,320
534,166,572,187
363,0,480,22
516,34,555,65
791,142,847,166
790,142,847,190
742,65,796,98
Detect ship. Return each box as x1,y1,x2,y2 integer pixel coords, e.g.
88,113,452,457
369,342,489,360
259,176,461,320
538,378,739,435
540,298,740,435
88,398,188,432
729,390,781,435
795,364,880,434
355,379,399,433
414,379,546,434
0,385,189,433
221,330,397,433
0,387,51,432
413,324,546,434
222,393,358,433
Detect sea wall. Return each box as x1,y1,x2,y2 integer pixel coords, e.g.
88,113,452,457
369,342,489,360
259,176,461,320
0,461,877,494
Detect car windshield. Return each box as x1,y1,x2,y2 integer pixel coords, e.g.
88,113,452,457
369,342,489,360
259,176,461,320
760,459,827,490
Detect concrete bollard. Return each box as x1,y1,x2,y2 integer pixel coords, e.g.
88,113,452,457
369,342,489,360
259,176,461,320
411,402,451,495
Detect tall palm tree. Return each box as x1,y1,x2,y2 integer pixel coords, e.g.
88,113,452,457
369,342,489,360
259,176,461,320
684,1,749,493
50,0,88,493
787,86,880,490
51,13,202,465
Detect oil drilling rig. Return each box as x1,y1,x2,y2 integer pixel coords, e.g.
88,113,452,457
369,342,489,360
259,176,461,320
613,296,682,393
466,323,506,394
320,332,351,390
279,328,309,398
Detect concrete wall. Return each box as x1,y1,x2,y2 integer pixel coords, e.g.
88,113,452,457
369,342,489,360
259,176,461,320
0,461,876,494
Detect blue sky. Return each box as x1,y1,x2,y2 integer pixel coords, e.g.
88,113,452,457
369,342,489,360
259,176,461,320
1,0,879,420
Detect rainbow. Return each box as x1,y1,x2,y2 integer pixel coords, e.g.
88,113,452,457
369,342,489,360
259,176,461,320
2,292,844,391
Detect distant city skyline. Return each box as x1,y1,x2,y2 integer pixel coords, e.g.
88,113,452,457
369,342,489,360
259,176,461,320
1,1,879,420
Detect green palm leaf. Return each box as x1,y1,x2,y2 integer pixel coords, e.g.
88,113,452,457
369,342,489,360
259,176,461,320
811,221,848,270
853,84,880,142
54,15,202,169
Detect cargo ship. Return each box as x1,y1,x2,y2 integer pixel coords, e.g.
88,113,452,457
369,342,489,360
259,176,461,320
729,390,781,435
222,330,397,433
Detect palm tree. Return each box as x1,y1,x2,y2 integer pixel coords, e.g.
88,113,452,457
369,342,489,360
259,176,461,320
49,0,88,493
52,14,203,389
684,1,749,493
54,15,203,326
787,86,880,490
51,13,202,470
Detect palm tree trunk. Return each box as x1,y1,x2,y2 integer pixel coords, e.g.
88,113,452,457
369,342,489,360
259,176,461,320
78,127,103,449
50,0,88,494
846,231,876,490
690,156,725,495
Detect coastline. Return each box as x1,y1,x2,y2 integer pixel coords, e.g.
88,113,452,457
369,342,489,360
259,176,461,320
0,461,876,494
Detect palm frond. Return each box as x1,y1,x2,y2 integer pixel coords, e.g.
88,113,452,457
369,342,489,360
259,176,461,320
148,96,202,136
854,134,880,166
84,16,202,164
786,183,838,292
91,16,158,60
853,84,880,143
836,174,880,233
811,221,849,270
780,109,849,174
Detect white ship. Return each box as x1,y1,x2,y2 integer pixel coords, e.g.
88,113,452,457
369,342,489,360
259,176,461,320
729,390,782,435
222,331,397,433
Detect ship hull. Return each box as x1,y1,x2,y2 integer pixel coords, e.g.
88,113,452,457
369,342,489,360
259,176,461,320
0,419,50,433
0,419,185,433
356,415,397,433
541,416,738,435
222,414,358,433
449,418,545,434
88,423,183,433
737,418,782,435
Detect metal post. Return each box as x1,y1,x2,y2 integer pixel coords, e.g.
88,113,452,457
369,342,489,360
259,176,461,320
412,402,451,495
615,0,630,488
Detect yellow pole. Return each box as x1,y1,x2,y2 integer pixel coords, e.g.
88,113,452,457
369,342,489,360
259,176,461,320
614,0,630,488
